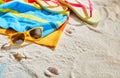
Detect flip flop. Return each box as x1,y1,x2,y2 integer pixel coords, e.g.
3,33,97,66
35,0,68,14
59,0,100,25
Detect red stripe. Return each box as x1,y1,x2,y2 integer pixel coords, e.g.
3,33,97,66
64,0,93,17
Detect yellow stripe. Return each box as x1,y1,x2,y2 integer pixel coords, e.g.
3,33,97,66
0,8,49,23
0,8,19,13
14,13,48,23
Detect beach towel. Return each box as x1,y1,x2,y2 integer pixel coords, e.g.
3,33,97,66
0,17,69,48
0,0,69,37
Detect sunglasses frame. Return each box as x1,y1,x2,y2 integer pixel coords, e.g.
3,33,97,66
8,27,43,46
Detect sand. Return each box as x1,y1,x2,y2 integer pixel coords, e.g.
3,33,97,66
0,0,120,78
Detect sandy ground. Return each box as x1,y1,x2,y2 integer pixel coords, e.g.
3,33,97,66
0,0,120,78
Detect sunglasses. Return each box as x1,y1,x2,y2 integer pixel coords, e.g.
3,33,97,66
8,27,43,46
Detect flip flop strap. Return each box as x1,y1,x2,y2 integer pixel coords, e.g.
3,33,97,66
88,0,93,17
40,0,60,8
64,0,93,17
40,0,68,11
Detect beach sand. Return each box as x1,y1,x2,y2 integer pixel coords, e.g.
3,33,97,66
0,0,120,78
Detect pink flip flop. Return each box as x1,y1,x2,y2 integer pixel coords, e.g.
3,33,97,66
59,0,100,25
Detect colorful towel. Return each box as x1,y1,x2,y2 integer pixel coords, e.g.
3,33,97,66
0,0,70,47
0,0,69,37
0,17,69,48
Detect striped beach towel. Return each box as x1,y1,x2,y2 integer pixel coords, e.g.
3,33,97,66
0,0,68,37
0,0,70,47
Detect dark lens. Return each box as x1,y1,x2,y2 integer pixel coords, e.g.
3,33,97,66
11,33,25,45
30,28,42,39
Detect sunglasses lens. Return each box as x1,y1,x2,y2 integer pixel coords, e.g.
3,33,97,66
11,33,25,45
30,28,42,39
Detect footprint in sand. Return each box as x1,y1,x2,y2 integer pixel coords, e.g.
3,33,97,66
65,26,75,37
